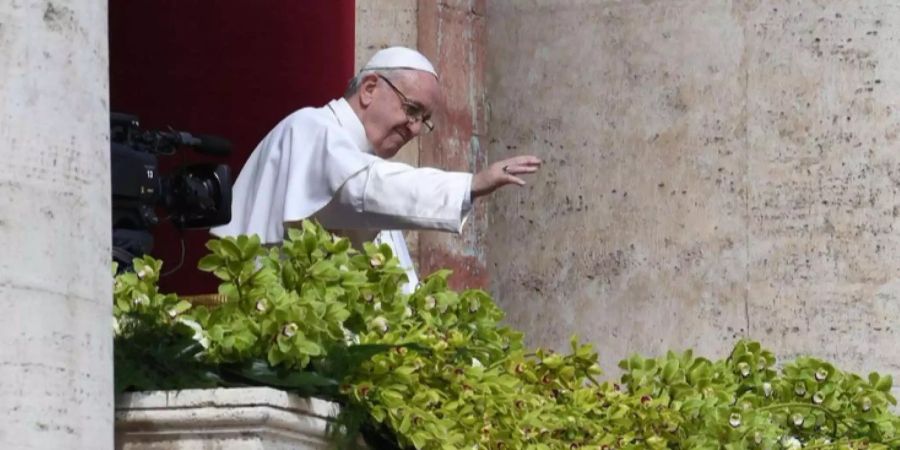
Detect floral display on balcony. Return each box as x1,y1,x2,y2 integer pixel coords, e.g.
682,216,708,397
114,221,900,450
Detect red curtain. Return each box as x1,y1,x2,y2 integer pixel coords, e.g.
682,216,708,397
109,1,356,294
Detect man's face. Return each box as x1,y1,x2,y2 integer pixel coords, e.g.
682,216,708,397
361,71,441,159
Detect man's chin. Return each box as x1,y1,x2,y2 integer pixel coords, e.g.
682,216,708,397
376,137,408,158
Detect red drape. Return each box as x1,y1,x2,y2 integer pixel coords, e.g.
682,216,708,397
109,1,356,294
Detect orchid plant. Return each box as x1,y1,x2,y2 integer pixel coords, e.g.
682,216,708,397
114,221,900,449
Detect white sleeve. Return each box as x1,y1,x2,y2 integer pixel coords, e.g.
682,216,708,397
314,160,473,233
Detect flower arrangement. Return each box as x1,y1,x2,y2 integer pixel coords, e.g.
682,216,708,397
114,221,900,449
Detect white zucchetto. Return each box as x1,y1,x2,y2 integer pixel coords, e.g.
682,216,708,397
362,46,438,78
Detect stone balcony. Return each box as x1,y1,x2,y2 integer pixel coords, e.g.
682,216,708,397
115,387,341,450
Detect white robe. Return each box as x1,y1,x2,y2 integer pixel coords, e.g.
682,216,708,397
210,98,472,292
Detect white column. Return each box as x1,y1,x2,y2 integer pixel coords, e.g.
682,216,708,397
0,1,112,449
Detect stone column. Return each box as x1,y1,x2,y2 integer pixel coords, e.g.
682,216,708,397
0,1,112,448
417,0,489,290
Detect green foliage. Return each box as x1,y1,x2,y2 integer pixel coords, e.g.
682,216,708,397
113,221,900,450
611,342,900,449
113,257,220,392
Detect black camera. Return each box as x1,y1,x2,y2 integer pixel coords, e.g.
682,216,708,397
111,112,233,270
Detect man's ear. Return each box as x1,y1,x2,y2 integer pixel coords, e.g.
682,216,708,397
358,74,379,107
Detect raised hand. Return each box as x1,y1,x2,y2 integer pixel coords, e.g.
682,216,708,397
471,155,542,199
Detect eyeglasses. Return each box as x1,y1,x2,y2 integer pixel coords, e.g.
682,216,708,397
376,74,435,133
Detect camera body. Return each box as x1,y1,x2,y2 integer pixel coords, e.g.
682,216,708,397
111,112,233,269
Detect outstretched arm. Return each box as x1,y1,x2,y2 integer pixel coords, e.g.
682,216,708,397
311,155,542,234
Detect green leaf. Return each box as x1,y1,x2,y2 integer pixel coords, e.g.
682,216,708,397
197,254,224,272
875,374,893,392
309,260,341,281
296,339,323,356
219,238,243,260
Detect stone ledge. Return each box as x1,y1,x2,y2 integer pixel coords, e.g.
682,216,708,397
115,387,341,450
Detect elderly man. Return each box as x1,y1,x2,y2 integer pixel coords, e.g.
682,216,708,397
211,47,540,289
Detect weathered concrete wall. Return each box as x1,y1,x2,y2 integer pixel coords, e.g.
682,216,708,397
417,0,489,289
486,0,900,384
0,0,113,448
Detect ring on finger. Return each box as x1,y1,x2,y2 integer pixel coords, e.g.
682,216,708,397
502,165,510,174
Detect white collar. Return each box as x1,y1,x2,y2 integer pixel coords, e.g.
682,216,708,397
327,98,374,154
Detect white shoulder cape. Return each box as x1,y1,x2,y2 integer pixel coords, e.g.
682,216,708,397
210,102,379,243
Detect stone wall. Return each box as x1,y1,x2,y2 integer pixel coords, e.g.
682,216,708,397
415,1,490,288
485,0,900,388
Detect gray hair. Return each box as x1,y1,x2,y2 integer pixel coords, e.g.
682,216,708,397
343,69,410,99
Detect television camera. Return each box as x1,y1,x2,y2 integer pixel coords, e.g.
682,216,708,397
111,112,233,272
